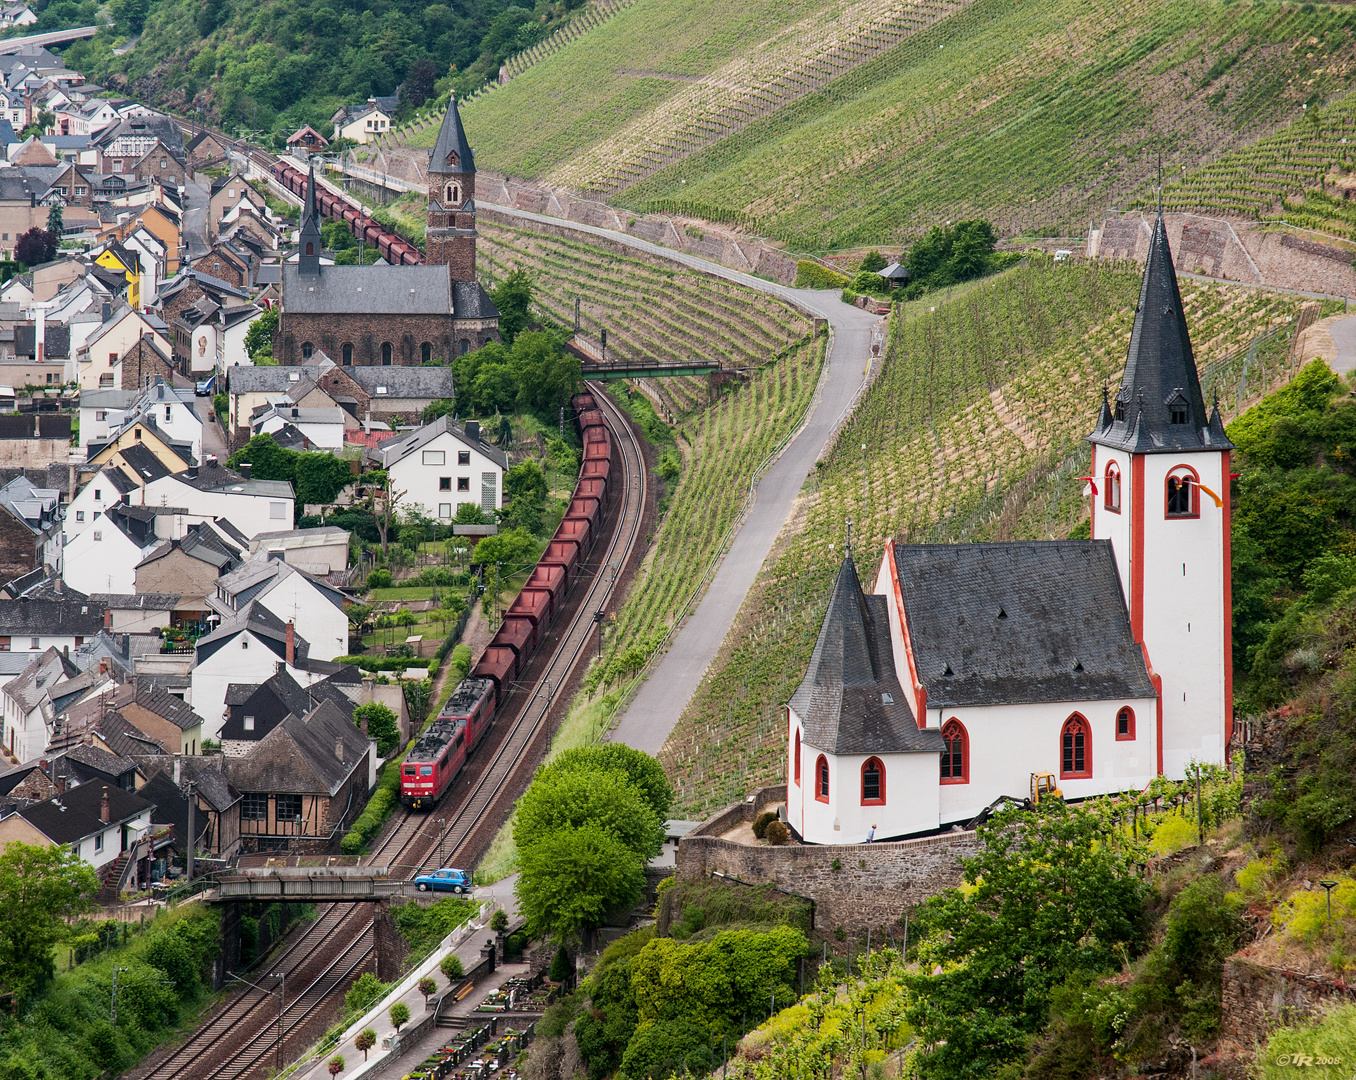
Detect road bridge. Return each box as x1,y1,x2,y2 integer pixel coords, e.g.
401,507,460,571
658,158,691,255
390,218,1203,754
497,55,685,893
0,24,99,54
198,867,450,903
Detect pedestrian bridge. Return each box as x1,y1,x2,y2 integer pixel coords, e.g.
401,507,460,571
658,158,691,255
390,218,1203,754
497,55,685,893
199,866,439,902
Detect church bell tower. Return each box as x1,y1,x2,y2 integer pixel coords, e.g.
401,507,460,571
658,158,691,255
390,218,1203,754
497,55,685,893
1088,212,1233,778
425,95,478,283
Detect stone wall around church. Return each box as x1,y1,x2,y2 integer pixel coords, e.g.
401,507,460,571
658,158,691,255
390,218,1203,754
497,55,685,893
675,785,975,935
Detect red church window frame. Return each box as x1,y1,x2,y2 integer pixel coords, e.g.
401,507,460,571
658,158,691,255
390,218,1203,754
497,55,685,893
940,718,968,784
815,755,829,803
1104,462,1121,514
1165,464,1200,519
861,757,886,806
1061,714,1092,779
1116,706,1135,741
793,729,801,786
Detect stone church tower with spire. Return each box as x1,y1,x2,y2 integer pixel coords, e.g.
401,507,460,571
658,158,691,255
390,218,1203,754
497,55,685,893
274,100,500,369
425,95,478,283
783,210,1231,846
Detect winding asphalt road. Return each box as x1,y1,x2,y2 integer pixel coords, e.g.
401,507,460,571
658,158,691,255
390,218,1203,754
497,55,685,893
482,204,880,755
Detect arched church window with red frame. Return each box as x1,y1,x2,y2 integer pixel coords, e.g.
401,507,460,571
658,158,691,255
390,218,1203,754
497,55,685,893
1104,462,1121,513
815,755,829,803
1061,714,1091,778
1116,706,1135,741
861,758,886,805
940,719,968,783
793,729,801,786
1166,465,1199,519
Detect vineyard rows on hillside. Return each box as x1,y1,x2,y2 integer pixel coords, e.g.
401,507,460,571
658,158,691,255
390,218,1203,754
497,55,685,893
616,0,1356,249
1151,90,1356,239
656,259,1310,816
545,0,972,195
476,222,825,703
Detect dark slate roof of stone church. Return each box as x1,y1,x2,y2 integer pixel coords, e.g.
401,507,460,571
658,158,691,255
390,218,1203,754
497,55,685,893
891,541,1156,707
790,555,942,755
282,262,451,316
1089,212,1232,455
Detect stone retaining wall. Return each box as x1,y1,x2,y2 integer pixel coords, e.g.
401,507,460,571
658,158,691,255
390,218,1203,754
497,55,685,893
1219,956,1356,1061
676,785,975,934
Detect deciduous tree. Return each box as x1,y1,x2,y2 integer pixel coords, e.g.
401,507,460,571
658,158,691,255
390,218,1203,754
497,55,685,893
515,823,645,942
0,842,99,1003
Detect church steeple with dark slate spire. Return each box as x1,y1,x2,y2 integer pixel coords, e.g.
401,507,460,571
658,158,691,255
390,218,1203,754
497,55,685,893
426,95,478,283
298,162,321,277
1089,213,1231,453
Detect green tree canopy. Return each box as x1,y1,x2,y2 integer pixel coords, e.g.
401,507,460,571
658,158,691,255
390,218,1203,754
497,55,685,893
513,765,664,861
535,744,673,821
244,307,279,361
354,702,400,757
905,802,1146,1079
515,823,646,941
468,526,536,571
491,268,534,344
0,842,99,1003
228,434,352,515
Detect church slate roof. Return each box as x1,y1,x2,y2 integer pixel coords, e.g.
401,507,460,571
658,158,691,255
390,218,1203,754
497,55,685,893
1089,213,1232,454
790,555,942,756
453,281,499,320
891,541,1156,708
430,97,475,174
281,262,451,316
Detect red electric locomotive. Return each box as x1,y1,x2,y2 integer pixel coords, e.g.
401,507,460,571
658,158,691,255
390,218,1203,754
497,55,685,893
400,677,495,808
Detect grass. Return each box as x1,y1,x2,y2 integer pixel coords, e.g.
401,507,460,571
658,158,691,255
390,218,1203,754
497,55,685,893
657,257,1314,818
366,587,440,601
445,0,1356,250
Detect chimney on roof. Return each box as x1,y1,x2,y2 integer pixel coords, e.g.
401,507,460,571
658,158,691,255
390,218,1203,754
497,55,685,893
100,786,110,823
241,463,251,480
465,420,479,443
34,307,44,362
285,620,294,666
335,738,344,762
101,302,110,322
173,756,180,786
98,658,108,675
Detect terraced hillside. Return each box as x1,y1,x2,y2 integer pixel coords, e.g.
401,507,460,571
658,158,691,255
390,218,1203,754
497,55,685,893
449,0,1356,250
655,259,1319,817
477,220,824,686
1155,88,1356,240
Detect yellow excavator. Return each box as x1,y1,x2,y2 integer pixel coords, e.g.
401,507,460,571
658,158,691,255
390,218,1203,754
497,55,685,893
1029,772,1063,806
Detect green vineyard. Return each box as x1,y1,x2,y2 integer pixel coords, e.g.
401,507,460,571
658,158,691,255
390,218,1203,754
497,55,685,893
476,220,826,689
657,258,1317,817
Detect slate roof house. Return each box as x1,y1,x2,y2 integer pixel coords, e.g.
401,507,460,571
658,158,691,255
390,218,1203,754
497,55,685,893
275,102,499,367
787,213,1232,844
226,698,374,854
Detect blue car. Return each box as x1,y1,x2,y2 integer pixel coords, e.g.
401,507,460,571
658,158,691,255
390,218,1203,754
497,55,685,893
414,867,472,893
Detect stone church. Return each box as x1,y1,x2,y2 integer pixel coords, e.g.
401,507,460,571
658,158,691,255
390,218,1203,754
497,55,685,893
274,99,500,368
788,213,1233,844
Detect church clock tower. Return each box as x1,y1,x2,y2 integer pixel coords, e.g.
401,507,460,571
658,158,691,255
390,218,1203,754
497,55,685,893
425,95,478,283
1088,212,1233,778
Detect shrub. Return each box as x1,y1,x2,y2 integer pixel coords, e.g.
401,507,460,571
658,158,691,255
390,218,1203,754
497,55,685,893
440,953,465,981
328,1055,345,1076
355,1028,377,1060
765,819,791,845
491,909,509,932
367,569,393,589
794,260,851,289
449,643,472,679
389,1001,410,1030
418,976,437,1004
549,945,572,983
354,702,400,757
752,811,777,840
345,972,388,1015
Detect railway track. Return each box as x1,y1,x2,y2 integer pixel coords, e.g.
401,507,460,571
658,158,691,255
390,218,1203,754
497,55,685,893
146,390,646,1080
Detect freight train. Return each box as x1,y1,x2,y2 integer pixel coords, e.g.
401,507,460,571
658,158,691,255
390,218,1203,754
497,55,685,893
400,394,613,808
269,159,423,267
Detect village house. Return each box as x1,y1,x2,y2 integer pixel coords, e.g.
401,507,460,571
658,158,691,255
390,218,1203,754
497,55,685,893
373,416,507,523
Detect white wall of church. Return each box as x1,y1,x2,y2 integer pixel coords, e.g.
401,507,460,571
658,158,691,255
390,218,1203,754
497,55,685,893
787,710,941,843
1139,450,1230,776
935,697,1159,825
1091,444,1133,602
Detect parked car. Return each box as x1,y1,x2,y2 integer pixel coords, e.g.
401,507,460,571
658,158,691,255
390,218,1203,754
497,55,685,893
195,374,215,396
414,867,473,893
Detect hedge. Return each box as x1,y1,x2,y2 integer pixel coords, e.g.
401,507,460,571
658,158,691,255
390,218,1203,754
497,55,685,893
340,759,401,855
334,656,438,672
794,260,851,289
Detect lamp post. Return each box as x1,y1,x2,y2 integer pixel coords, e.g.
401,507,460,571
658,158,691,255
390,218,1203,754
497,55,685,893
593,610,605,659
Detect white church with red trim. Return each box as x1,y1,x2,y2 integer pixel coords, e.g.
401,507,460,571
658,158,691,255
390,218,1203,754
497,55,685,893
786,214,1233,845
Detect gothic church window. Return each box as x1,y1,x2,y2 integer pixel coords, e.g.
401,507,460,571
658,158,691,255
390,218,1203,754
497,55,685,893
793,729,801,785
381,342,393,366
446,184,459,204
301,342,312,359
1166,467,1198,518
1061,714,1091,778
1104,463,1121,513
861,758,885,805
941,719,967,782
816,755,829,803
421,342,433,364
1116,707,1135,740
342,343,353,365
